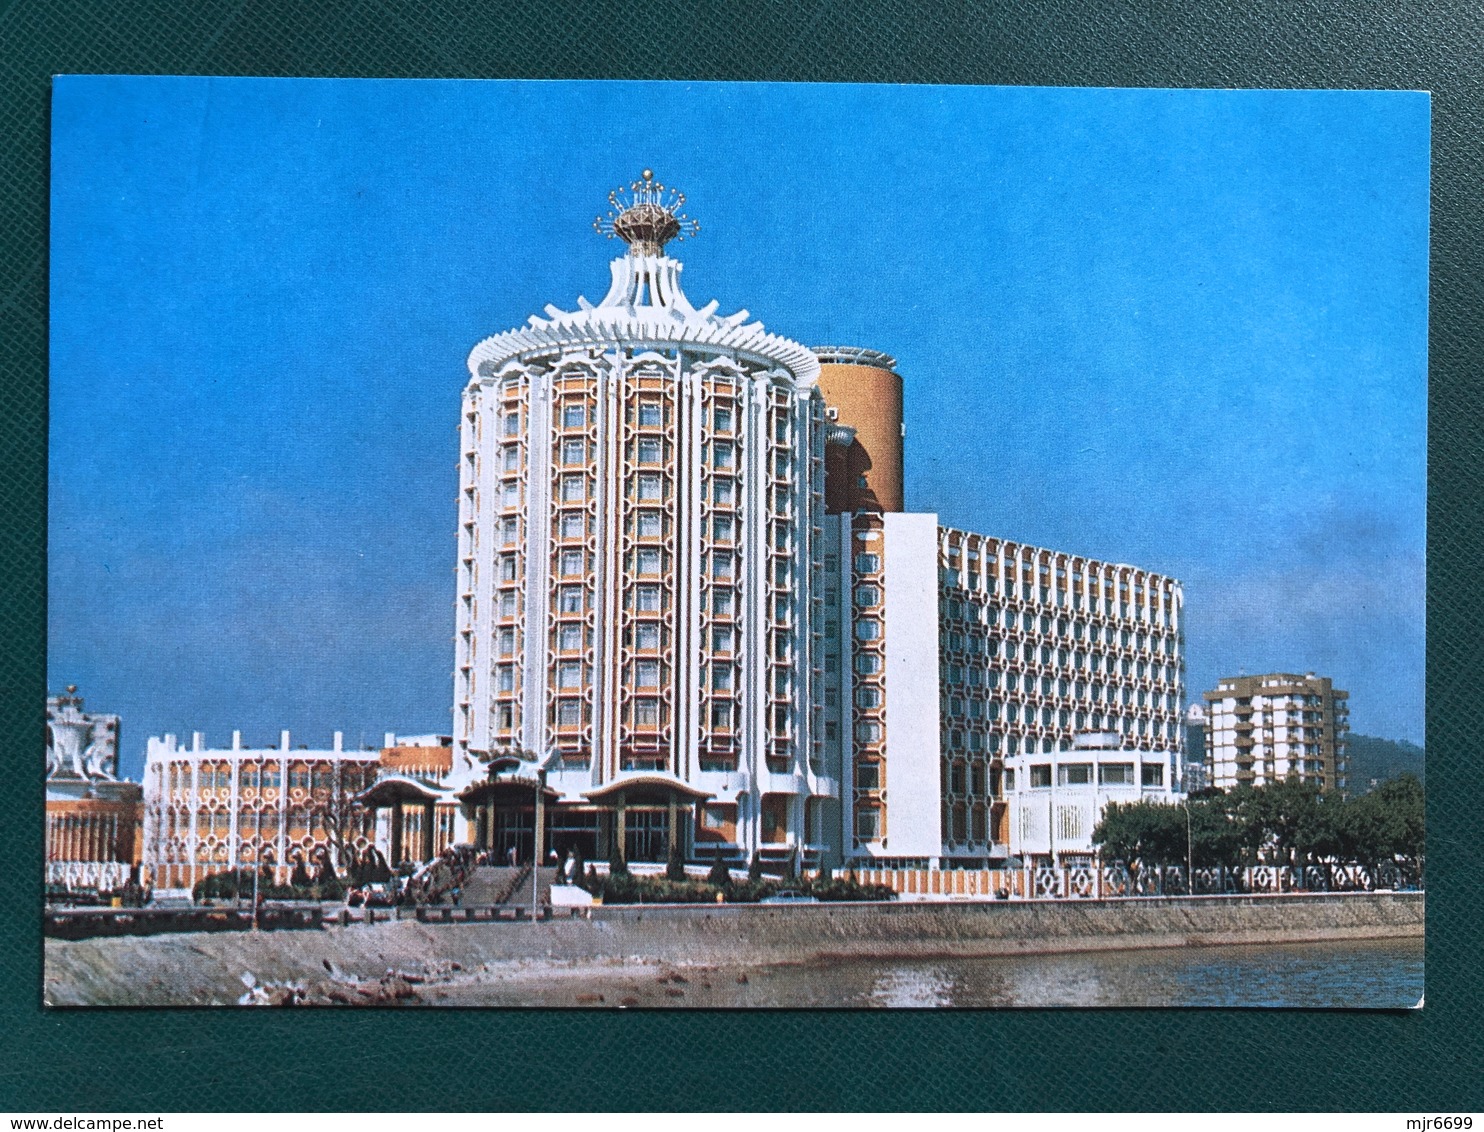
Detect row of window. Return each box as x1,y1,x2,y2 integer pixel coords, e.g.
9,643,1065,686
1009,762,1166,789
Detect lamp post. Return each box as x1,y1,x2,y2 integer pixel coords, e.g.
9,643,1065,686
1183,800,1194,896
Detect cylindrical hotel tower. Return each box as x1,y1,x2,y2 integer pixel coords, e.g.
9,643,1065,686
453,172,829,867
815,347,904,514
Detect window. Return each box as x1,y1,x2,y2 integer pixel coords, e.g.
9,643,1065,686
702,804,730,830
713,406,733,431
713,442,735,470
638,401,662,427
502,446,521,472
855,721,882,742
562,404,586,429
558,586,584,614
854,620,880,640
856,762,880,789
712,553,734,581
500,556,518,582
712,515,733,541
503,414,520,437
638,438,662,465
559,512,584,539
855,687,881,709
1141,763,1165,787
634,699,660,727
637,474,662,501
560,549,584,576
636,585,661,613
498,628,516,656
637,511,662,538
854,553,879,573
636,549,661,575
557,662,583,689
1058,763,1093,786
712,590,733,616
854,653,881,675
1004,768,1016,791
497,666,515,692
855,585,881,607
558,625,582,652
1029,764,1052,788
711,666,733,691
855,808,881,840
1098,763,1134,785
561,476,585,502
557,700,582,727
634,660,660,688
711,626,733,652
713,479,734,506
561,439,585,465
635,623,660,650
501,483,520,509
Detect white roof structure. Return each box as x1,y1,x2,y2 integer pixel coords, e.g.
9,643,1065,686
467,170,817,388
467,252,821,388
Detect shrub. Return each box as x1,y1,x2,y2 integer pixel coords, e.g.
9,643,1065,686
609,848,629,876
665,845,687,882
585,864,601,892
747,852,763,882
706,857,733,887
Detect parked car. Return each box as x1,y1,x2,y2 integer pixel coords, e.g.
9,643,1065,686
760,890,819,904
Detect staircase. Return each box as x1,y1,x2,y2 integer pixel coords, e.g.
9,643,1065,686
460,865,528,906
456,865,564,908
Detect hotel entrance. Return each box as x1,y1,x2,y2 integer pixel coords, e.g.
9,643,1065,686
583,776,714,865
623,807,671,863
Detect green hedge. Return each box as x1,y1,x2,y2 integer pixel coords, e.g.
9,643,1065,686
588,869,897,904
192,867,344,903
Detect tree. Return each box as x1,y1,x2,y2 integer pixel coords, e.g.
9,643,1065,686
1092,800,1185,873
665,844,687,882
309,760,371,870
706,856,732,887
747,852,764,882
609,846,629,876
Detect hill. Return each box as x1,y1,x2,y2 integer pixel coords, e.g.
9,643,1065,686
1346,734,1424,791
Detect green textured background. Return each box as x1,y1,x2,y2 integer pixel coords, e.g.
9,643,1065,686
3,0,1481,1113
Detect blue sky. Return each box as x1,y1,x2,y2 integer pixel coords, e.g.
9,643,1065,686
49,78,1429,778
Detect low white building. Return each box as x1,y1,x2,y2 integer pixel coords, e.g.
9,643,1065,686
1006,731,1182,866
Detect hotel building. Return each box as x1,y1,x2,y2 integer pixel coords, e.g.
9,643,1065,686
452,171,827,870
444,172,1188,873
1202,672,1349,794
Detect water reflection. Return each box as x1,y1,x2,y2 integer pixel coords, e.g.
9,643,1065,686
759,938,1423,1008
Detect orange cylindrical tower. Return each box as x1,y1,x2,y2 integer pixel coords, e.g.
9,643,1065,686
815,347,904,514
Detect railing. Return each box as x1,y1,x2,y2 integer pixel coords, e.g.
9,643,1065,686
46,861,133,891
843,862,1423,900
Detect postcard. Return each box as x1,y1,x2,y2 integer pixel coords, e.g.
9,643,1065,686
44,78,1426,1008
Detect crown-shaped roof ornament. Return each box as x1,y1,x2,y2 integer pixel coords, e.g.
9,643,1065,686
593,169,700,257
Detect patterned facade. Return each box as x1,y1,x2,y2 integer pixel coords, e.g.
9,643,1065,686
453,173,828,865
142,731,458,890
1203,672,1349,794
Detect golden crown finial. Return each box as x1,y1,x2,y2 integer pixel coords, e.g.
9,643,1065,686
593,170,700,256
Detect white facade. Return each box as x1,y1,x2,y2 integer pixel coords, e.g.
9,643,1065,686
1006,731,1182,864
454,174,828,862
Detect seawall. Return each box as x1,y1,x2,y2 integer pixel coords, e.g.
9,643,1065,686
44,892,1422,1006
